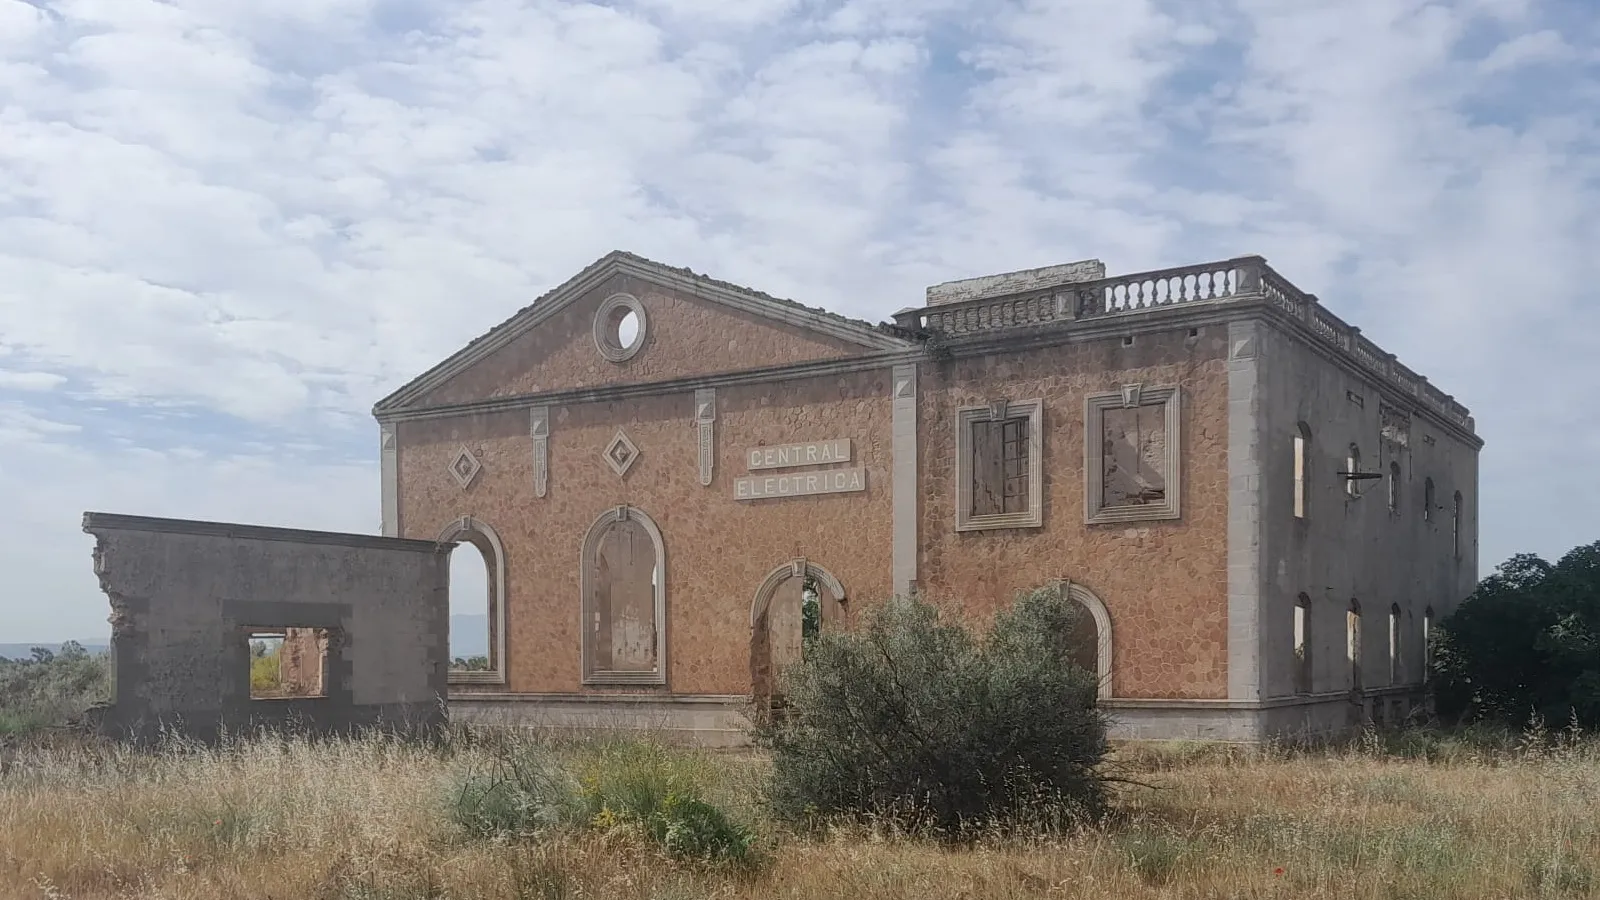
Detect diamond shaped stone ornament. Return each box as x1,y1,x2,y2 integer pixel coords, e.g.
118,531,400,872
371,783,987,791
603,429,640,477
449,445,482,489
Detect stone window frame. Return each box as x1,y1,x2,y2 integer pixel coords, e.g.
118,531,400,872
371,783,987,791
1083,384,1182,525
437,516,509,687
592,292,649,363
955,398,1045,532
579,504,668,686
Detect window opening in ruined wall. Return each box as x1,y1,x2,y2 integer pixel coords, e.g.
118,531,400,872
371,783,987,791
1388,603,1403,685
1453,491,1463,560
582,507,667,685
956,399,1044,531
1347,599,1363,692
1294,423,1311,519
1294,594,1312,694
1085,385,1182,524
1422,606,1434,684
449,542,491,673
973,416,1031,516
1388,462,1401,515
438,517,508,685
1424,477,1435,522
1346,444,1361,498
247,628,329,699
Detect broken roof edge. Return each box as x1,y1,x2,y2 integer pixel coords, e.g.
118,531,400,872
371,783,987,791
371,250,914,415
82,512,442,552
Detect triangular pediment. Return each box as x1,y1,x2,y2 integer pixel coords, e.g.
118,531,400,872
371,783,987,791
374,251,910,413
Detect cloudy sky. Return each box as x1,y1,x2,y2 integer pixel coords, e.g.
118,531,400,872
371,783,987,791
1,0,1596,642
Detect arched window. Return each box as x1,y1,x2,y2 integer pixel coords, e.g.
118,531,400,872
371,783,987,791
580,506,667,685
1422,606,1435,684
1347,599,1363,692
1388,603,1402,684
1424,477,1435,522
1294,423,1312,519
1388,462,1401,515
750,560,847,703
1293,594,1312,694
437,516,509,686
1346,444,1361,498
1452,491,1463,559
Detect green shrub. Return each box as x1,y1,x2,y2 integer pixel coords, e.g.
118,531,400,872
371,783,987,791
754,586,1110,837
574,739,760,867
0,642,112,734
450,740,581,839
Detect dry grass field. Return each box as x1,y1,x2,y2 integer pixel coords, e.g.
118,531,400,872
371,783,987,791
1,725,1596,900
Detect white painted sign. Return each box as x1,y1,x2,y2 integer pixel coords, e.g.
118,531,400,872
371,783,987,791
746,439,852,471
735,468,866,500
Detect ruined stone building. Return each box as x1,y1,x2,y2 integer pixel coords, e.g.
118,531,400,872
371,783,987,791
371,252,1480,743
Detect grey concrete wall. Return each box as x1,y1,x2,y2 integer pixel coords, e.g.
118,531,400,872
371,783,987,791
1250,321,1480,717
83,512,450,742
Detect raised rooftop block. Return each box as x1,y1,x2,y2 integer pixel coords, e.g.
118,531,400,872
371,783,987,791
926,259,1106,306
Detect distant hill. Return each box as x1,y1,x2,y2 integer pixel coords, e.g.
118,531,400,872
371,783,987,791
0,641,109,660
449,615,489,659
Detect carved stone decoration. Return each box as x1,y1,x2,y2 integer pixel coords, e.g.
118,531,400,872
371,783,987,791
603,430,640,477
1120,382,1143,409
987,399,1009,422
790,556,807,579
448,445,482,490
529,406,550,498
1084,385,1181,524
695,388,716,487
1379,402,1411,449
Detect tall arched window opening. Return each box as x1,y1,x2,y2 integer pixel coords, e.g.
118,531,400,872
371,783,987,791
1452,491,1463,559
1388,603,1403,684
437,516,509,686
1294,423,1312,518
1347,599,1363,692
581,506,667,685
1294,594,1312,694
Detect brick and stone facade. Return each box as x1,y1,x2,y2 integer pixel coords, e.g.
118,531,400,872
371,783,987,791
373,251,1482,743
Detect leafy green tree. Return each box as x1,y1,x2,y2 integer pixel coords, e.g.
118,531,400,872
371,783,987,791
1433,542,1600,729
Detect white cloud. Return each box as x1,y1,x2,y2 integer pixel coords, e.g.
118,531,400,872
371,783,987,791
0,371,67,391
0,0,1596,639
1479,28,1574,72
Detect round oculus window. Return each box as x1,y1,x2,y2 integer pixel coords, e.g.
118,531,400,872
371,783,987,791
593,293,648,362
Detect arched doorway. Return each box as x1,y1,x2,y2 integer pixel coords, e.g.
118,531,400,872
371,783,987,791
1052,580,1114,700
749,559,846,704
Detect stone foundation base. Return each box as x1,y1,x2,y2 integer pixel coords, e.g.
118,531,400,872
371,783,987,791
450,688,1431,748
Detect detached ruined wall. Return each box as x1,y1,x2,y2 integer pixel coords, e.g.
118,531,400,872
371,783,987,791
83,512,451,742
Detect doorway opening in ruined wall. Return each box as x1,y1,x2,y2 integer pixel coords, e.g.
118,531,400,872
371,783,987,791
245,628,331,699
1054,581,1114,701
750,561,846,706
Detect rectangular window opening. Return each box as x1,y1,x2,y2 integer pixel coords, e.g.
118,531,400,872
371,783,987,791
246,627,331,700
971,416,1032,517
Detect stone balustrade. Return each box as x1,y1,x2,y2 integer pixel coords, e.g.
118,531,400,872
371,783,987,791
910,256,1472,431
